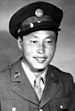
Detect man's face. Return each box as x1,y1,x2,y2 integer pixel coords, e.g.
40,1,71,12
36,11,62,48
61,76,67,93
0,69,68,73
18,30,57,72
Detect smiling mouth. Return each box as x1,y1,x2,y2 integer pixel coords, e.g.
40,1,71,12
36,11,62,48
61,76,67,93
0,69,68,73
34,57,47,63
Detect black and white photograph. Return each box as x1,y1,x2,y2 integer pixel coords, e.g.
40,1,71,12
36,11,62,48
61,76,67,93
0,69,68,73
0,0,75,111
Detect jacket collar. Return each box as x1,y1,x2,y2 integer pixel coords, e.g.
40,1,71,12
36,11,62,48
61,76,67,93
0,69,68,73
40,65,62,108
11,58,39,106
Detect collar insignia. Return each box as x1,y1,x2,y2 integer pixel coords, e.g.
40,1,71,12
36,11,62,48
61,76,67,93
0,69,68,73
14,72,21,78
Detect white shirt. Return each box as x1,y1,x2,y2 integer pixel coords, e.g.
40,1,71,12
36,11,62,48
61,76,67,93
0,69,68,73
21,60,47,91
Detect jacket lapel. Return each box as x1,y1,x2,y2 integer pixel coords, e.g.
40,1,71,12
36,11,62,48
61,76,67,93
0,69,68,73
40,66,62,108
10,59,63,108
10,59,39,106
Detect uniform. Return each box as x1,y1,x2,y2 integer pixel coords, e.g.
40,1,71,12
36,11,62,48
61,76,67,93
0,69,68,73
0,58,75,111
0,1,75,111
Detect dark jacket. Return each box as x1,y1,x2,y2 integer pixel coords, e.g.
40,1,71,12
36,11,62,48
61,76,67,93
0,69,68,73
0,58,75,111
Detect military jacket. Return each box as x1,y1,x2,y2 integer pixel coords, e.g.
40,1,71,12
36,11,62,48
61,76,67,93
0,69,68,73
0,58,75,111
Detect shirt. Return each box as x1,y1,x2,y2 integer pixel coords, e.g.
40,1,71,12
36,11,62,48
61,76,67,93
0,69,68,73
21,60,47,91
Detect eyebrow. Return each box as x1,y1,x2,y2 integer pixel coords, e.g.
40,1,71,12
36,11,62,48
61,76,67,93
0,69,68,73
31,34,55,39
46,36,55,39
32,35,53,38
32,35,38,38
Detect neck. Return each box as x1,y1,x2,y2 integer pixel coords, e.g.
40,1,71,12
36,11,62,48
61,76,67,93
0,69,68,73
22,59,47,77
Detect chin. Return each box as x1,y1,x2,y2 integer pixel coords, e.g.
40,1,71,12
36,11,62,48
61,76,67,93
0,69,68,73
33,64,47,70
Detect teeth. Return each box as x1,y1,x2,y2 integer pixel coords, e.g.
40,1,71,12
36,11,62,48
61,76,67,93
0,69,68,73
35,57,46,63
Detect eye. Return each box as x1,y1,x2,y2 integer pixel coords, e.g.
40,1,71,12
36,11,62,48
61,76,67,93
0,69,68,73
30,40,38,44
45,39,53,44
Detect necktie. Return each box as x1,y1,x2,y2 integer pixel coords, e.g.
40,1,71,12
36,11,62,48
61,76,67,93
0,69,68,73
34,77,43,100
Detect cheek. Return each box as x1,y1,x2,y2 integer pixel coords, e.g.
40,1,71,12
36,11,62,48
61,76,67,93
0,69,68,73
23,45,35,56
46,46,56,57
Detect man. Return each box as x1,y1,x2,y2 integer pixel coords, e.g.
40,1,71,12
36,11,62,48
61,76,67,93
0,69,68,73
0,1,75,111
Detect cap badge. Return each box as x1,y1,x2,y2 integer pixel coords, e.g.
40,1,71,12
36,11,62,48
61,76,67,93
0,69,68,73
35,9,44,17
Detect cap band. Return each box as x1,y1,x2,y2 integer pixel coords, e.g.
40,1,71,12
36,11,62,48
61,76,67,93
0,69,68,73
18,21,60,36
18,15,60,35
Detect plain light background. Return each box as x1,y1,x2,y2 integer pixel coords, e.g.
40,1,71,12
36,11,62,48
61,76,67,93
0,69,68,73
0,0,75,81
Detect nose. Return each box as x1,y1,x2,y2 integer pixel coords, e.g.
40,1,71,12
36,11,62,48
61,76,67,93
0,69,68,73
37,43,45,54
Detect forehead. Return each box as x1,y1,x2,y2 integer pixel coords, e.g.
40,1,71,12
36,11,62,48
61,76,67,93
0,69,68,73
23,30,56,40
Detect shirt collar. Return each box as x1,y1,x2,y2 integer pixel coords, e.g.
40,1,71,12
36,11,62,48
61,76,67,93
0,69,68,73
21,60,47,87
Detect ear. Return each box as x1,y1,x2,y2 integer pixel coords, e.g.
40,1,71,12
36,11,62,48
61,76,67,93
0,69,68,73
17,37,23,50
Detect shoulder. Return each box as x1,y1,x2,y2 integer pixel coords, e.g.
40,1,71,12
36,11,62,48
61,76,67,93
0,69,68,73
0,64,11,80
0,65,12,95
0,58,22,81
48,65,75,95
0,59,22,95
48,64,74,84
